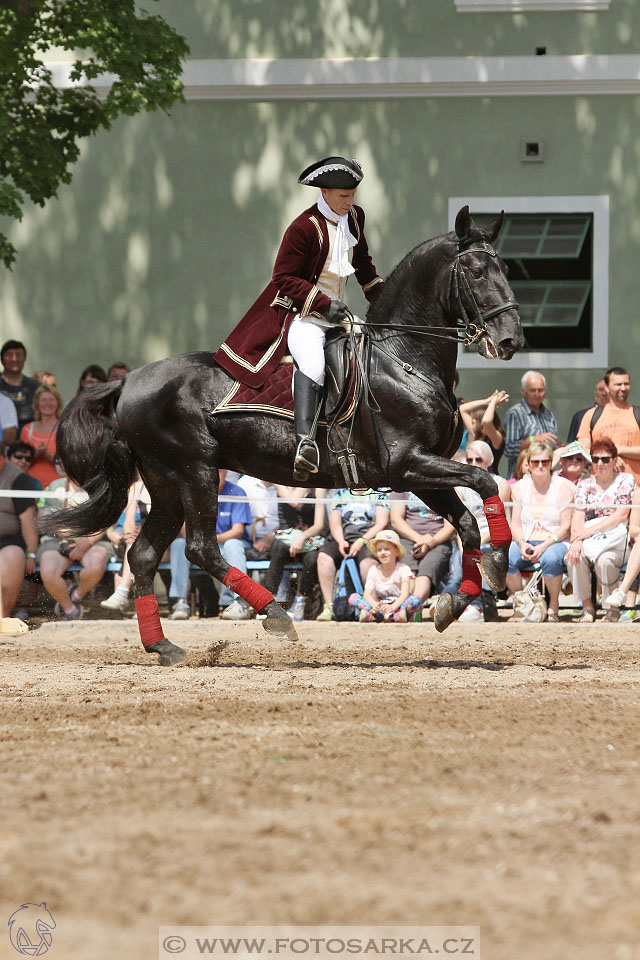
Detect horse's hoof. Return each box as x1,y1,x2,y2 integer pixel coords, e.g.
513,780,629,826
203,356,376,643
434,592,475,633
145,638,187,666
259,601,299,642
480,545,509,592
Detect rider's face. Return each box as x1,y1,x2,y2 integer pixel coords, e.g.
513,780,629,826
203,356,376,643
321,188,357,217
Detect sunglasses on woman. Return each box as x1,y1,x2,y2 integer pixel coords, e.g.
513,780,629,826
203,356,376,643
529,458,551,467
592,455,612,464
466,456,485,464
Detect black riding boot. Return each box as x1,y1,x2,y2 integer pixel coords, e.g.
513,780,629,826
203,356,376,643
293,370,322,481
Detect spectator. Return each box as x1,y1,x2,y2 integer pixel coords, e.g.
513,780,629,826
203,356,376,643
316,489,389,621
100,481,146,615
459,389,509,475
6,441,41,491
566,378,608,444
503,370,558,478
0,340,40,432
20,385,62,489
577,366,640,483
37,458,114,620
107,362,131,382
454,440,510,622
0,448,38,616
505,449,531,491
217,469,253,620
506,441,574,622
348,530,421,622
606,485,640,619
236,475,280,554
554,441,591,484
0,392,18,447
165,527,195,620
565,437,635,622
261,486,328,621
76,364,107,393
32,370,57,388
389,492,455,613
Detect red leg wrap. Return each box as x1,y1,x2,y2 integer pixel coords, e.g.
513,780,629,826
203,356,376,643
134,594,165,648
460,549,482,597
223,567,274,612
483,494,512,547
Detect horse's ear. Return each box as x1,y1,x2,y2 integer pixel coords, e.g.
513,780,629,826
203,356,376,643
455,205,472,241
487,210,505,245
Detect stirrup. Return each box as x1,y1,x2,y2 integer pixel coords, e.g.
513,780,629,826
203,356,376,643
294,437,319,475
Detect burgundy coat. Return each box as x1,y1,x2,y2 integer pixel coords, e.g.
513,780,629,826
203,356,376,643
214,203,383,388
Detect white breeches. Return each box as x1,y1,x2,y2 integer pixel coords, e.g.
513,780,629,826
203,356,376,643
287,317,326,386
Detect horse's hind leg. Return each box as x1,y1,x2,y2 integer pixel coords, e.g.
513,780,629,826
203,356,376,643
416,488,484,633
181,466,297,642
127,484,187,666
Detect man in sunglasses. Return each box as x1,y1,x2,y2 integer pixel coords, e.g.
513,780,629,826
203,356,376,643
5,440,42,491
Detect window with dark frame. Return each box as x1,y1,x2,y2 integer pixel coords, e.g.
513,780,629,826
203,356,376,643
473,212,593,352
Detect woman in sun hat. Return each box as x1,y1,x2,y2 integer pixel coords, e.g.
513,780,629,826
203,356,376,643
214,156,384,480
348,529,422,623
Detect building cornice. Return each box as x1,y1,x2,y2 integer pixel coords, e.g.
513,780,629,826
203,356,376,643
47,54,640,101
455,1,610,11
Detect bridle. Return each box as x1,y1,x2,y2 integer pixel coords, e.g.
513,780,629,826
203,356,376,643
447,240,519,345
353,239,519,347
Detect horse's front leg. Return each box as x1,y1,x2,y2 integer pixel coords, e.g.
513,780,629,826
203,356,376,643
416,488,484,632
412,459,511,592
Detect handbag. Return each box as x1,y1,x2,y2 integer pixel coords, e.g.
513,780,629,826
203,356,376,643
582,520,628,562
511,568,547,622
274,527,325,553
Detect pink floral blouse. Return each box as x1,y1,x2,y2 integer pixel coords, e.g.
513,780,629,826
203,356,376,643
574,472,636,520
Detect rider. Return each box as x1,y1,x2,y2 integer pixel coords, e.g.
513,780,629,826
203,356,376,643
214,156,384,480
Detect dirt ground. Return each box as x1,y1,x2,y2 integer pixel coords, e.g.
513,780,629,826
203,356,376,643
1,615,639,960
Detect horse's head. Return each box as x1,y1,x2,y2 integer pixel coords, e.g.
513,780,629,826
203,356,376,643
453,206,525,360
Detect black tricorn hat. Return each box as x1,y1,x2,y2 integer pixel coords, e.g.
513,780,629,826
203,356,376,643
298,156,363,189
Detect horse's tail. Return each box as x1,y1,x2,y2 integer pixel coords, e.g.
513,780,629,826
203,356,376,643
41,379,136,537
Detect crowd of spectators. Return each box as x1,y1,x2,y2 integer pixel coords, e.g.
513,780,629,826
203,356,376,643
0,338,638,627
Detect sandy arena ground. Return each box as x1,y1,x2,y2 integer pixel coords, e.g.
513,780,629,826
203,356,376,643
1,615,639,960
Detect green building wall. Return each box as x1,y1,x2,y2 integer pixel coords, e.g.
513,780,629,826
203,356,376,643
2,1,640,439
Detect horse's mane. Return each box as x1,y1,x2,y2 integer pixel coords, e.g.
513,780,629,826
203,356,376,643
366,224,491,323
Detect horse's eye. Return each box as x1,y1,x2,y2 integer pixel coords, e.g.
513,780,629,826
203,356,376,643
470,267,484,280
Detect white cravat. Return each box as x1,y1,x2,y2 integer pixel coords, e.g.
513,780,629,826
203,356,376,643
316,193,356,277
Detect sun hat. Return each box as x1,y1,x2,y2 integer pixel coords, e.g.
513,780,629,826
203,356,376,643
298,157,364,189
559,440,591,463
366,529,406,559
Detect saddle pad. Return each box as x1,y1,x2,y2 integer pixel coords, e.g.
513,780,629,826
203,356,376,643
212,356,358,424
214,362,295,419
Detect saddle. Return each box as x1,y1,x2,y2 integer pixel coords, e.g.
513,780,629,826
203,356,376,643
212,324,370,489
213,326,360,422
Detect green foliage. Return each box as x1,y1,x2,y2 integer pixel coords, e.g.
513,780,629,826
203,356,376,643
0,0,189,267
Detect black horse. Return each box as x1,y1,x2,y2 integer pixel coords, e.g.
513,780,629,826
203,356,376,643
53,206,524,664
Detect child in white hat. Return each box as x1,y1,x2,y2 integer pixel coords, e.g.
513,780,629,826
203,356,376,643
348,529,422,622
